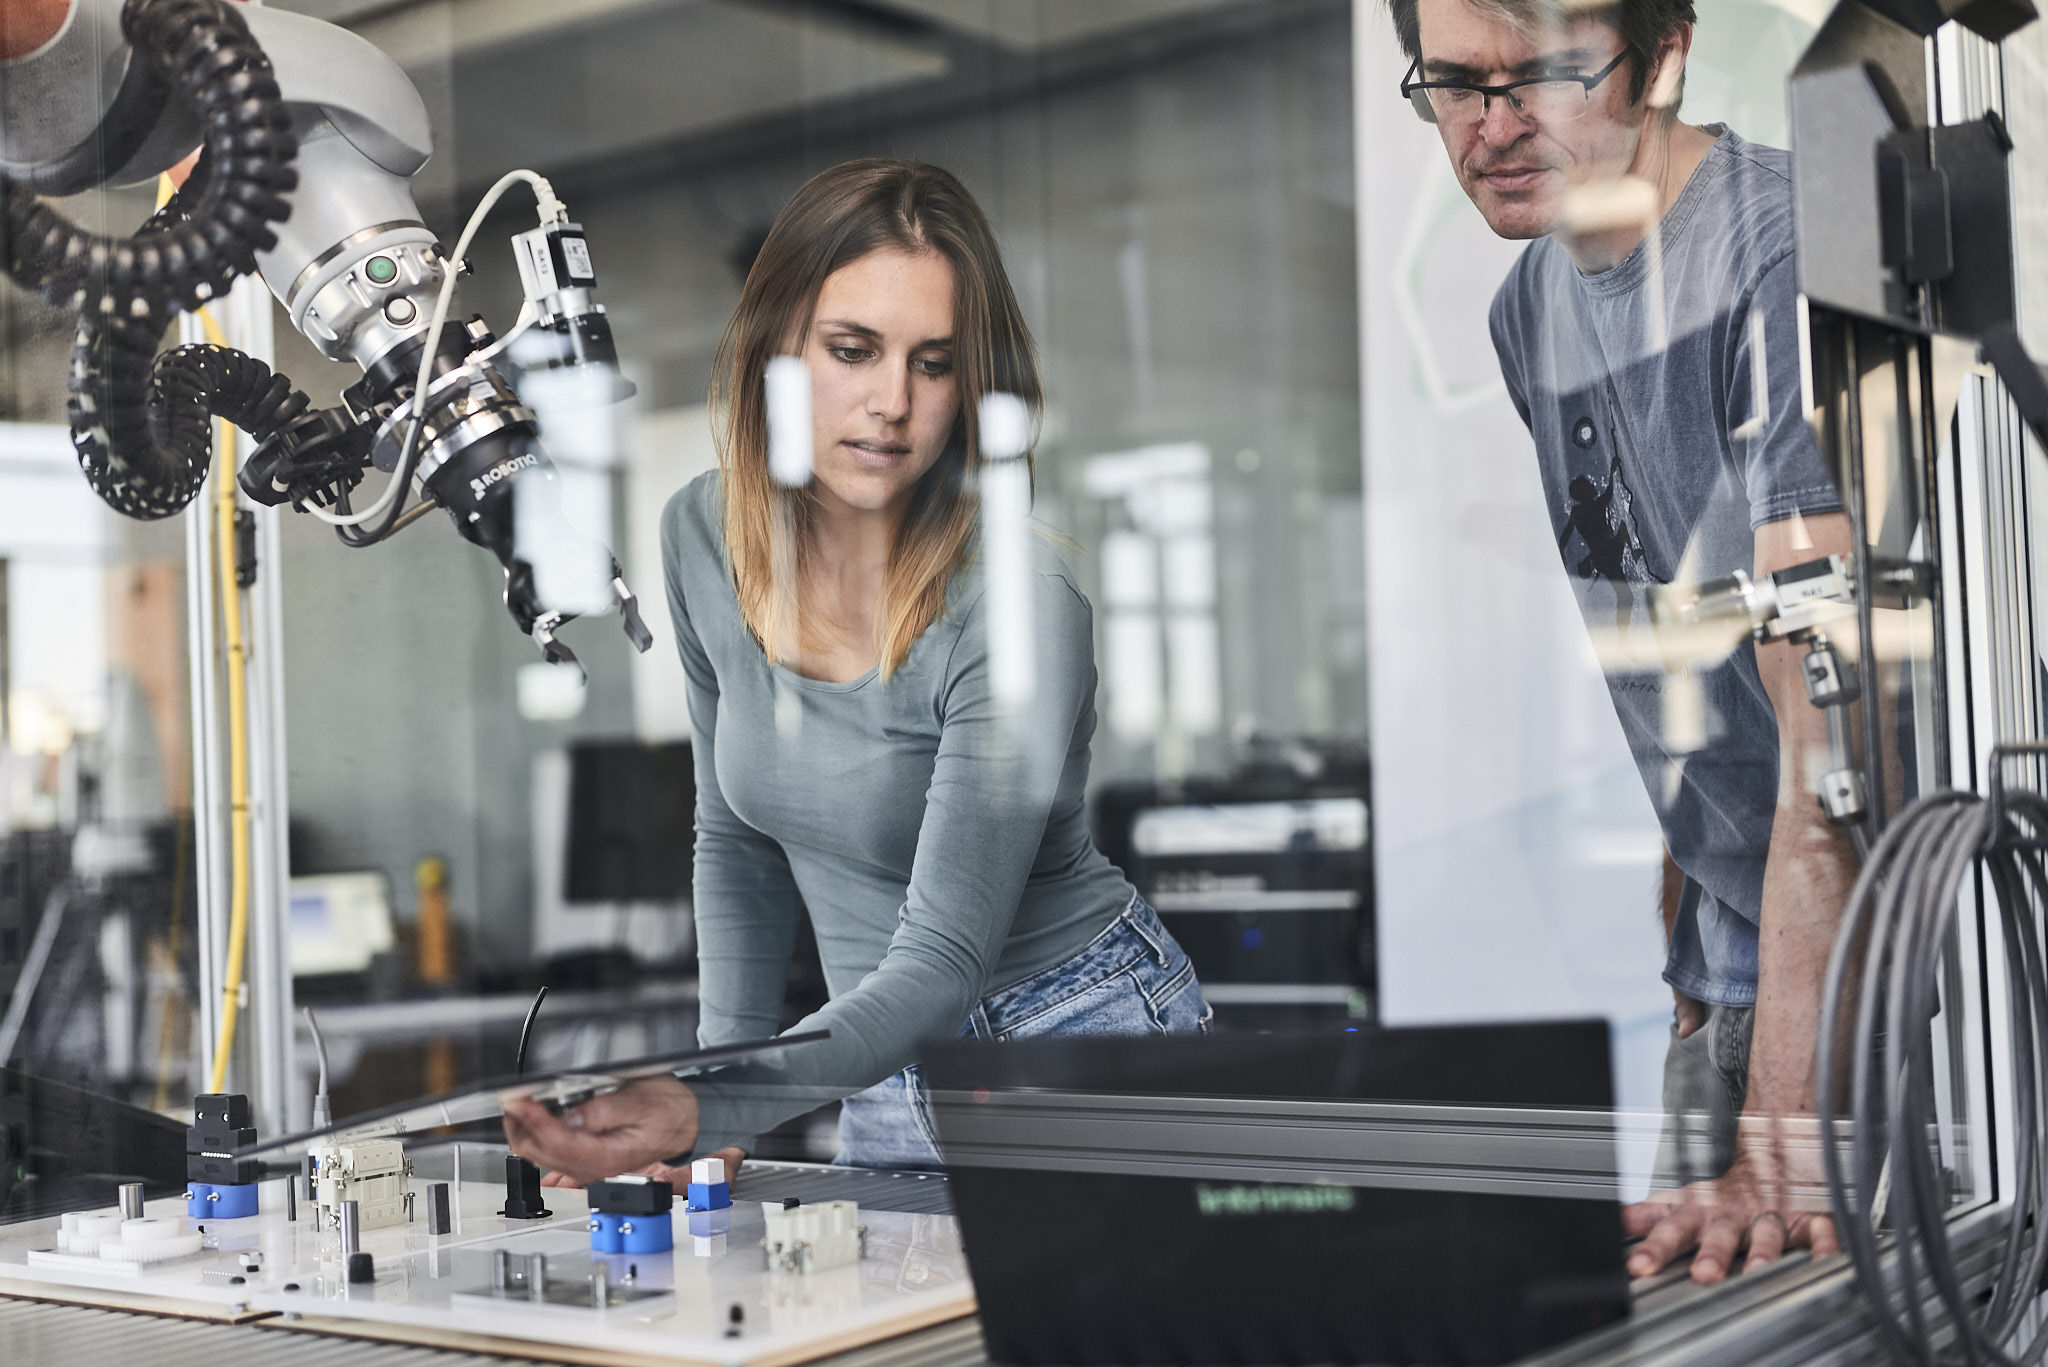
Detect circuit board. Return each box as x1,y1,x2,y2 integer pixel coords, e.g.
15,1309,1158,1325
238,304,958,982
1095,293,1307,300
0,1153,975,1366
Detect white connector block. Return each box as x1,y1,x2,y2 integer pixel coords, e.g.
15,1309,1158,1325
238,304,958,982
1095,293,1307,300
761,1200,863,1274
689,1157,726,1186
311,1138,412,1232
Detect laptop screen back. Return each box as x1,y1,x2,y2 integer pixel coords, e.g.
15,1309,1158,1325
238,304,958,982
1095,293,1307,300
923,1021,1628,1365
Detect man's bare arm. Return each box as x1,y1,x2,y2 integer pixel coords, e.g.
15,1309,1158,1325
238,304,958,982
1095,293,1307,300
1625,511,1860,1282
1744,513,1861,1134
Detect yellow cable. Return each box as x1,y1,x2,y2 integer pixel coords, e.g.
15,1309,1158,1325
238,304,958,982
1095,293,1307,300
196,303,252,1097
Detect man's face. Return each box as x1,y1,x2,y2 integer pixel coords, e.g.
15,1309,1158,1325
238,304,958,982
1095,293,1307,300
1414,0,1649,240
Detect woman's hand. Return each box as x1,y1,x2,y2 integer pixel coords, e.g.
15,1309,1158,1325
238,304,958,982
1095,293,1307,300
502,1075,701,1186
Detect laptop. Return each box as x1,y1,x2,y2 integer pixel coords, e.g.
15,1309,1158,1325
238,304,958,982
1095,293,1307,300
923,1020,1628,1365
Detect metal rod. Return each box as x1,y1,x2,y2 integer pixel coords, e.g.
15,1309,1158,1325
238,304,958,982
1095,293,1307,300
0,556,12,747
119,1182,145,1221
492,1248,510,1291
0,887,69,1064
1840,322,1888,838
527,1252,547,1302
383,497,439,538
339,1198,360,1256
284,1172,297,1222
1915,335,1952,788
591,1260,610,1308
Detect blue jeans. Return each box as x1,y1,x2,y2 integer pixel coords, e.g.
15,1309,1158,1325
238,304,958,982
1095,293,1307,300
1652,1002,1753,1190
835,893,1211,1170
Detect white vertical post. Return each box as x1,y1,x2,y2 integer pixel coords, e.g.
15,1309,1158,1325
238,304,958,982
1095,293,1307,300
229,276,296,1136
180,273,295,1129
180,312,226,1094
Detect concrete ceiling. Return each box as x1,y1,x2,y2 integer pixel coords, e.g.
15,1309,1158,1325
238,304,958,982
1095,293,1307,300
271,0,1307,191
863,0,1247,50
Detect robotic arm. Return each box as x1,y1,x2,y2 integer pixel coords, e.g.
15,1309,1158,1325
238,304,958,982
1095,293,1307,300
0,0,651,668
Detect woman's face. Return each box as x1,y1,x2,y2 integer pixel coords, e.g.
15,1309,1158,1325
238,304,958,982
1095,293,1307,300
797,246,961,520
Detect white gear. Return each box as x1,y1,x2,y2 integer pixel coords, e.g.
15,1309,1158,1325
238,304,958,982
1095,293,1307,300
55,1211,122,1255
100,1215,206,1264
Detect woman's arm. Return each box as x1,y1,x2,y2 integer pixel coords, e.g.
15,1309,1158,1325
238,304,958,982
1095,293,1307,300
667,488,804,1144
683,567,1099,1149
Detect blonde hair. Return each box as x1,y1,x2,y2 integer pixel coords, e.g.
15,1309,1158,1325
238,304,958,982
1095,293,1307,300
710,158,1042,679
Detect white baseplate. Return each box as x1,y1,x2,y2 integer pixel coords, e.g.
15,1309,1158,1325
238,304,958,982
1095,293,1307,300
0,1167,973,1365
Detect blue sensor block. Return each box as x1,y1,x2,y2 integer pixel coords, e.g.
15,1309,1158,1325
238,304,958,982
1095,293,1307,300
685,1181,731,1211
185,1182,259,1219
589,1209,672,1254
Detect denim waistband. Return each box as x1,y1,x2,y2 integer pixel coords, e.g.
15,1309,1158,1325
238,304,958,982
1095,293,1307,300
966,891,1174,1039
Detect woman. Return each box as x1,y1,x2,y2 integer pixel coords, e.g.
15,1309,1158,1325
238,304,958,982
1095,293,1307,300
507,158,1207,1183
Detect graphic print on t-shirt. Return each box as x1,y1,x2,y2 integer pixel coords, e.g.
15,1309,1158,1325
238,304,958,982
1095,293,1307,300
1557,437,1649,634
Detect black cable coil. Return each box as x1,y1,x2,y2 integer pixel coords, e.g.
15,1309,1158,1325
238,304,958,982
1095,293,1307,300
4,0,296,318
1818,763,2048,1367
2,0,306,521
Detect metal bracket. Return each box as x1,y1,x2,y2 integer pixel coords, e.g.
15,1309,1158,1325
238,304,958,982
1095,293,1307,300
1982,741,2048,846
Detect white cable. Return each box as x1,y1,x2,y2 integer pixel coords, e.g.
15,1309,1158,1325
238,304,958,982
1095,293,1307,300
304,1005,331,1130
306,169,562,527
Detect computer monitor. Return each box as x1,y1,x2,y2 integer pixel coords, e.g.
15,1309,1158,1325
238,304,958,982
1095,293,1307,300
563,740,693,904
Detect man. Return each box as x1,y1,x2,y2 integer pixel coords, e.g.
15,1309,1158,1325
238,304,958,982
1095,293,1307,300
1385,0,1861,1283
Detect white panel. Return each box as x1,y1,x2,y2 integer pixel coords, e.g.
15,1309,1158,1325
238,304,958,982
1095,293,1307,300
1166,613,1220,735
1356,1,1757,1201
1104,611,1162,742
1161,534,1215,610
0,424,105,557
625,406,720,744
1099,529,1158,609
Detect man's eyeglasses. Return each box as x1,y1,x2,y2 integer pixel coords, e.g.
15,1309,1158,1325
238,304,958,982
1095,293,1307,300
1399,50,1631,127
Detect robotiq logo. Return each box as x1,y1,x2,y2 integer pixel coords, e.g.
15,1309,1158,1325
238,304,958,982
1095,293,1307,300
470,452,539,500
1194,1183,1356,1217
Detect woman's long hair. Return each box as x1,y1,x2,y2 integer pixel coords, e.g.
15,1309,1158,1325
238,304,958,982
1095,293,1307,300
710,158,1042,679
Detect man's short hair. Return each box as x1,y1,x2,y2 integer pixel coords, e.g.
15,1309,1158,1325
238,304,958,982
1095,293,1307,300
1384,0,1697,106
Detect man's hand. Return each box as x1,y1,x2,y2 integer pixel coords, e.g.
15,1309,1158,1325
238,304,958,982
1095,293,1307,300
538,1146,748,1191
503,1075,701,1186
1672,988,1707,1040
1622,1116,1837,1283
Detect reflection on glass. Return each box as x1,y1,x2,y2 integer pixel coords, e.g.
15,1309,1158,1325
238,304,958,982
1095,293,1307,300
3,0,2015,1357
1384,0,1975,1294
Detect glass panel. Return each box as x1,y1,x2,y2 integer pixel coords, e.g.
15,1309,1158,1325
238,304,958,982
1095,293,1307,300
0,0,2015,1354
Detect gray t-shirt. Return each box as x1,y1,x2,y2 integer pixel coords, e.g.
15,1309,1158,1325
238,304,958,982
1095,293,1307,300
1488,128,1843,1006
662,471,1134,1149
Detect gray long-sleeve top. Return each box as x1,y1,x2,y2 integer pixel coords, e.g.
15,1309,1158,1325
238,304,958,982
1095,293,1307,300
661,472,1134,1151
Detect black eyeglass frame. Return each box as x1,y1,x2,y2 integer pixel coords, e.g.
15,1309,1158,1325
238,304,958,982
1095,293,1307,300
1398,49,1632,126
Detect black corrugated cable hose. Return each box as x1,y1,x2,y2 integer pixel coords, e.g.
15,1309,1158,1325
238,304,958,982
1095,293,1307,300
2,0,306,520
1817,785,2048,1367
4,0,296,317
